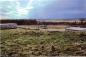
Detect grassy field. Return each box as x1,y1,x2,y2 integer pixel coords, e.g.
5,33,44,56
0,28,86,56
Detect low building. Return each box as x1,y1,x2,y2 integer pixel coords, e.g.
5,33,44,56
65,27,86,32
0,23,17,29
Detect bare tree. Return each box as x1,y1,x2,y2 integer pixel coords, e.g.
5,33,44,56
79,18,86,27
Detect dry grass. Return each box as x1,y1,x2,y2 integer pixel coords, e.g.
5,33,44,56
0,28,86,56
47,25,66,29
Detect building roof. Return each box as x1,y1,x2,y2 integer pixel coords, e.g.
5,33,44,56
66,27,86,31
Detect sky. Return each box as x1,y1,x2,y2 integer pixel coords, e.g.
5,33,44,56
0,0,86,19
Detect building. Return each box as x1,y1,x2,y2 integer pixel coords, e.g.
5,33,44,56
0,23,17,29
65,27,86,32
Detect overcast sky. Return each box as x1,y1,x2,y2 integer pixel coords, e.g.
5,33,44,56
0,0,86,19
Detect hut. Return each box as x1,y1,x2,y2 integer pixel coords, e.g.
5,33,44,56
0,23,17,29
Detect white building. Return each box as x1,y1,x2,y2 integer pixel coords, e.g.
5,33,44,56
0,23,17,29
66,27,86,32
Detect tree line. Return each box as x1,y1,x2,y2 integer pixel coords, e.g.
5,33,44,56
0,19,86,27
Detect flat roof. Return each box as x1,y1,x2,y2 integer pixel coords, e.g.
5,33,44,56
66,27,86,31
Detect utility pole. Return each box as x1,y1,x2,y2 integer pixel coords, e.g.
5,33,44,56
37,20,40,30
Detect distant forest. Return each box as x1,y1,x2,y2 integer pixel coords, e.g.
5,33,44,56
0,19,86,27
0,19,37,25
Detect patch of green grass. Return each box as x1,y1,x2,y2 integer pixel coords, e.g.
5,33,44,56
0,28,86,56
